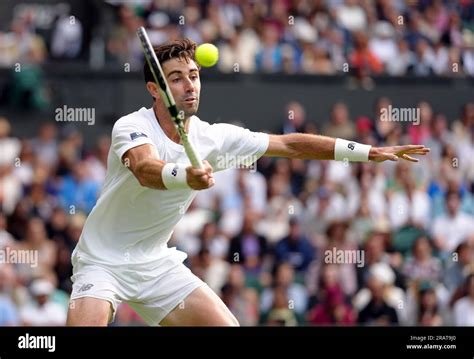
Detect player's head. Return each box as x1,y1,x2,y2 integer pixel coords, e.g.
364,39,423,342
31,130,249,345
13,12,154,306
144,38,201,118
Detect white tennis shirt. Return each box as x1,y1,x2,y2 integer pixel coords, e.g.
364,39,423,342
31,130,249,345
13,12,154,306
73,107,269,267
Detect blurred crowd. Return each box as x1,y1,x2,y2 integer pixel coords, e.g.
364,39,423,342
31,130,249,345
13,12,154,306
0,97,473,326
1,0,474,77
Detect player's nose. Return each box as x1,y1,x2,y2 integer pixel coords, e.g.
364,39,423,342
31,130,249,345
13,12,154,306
183,77,195,93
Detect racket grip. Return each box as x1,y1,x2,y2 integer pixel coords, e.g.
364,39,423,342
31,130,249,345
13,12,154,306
183,138,204,169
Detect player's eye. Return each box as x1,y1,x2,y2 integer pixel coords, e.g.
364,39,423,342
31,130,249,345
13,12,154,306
172,78,181,83
190,75,198,81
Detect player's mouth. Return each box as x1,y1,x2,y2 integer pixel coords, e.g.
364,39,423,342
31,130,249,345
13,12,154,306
183,97,197,104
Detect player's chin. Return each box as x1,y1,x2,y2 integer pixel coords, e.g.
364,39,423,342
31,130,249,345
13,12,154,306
181,102,199,116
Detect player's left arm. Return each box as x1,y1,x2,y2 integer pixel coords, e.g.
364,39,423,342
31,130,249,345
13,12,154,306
264,134,430,162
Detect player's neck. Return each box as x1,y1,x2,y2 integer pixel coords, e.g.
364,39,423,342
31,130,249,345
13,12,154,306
152,104,190,144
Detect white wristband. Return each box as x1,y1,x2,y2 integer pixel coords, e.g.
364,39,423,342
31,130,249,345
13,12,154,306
161,163,190,189
334,138,371,162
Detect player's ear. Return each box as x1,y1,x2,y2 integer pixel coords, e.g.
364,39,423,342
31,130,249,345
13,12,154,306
146,82,159,100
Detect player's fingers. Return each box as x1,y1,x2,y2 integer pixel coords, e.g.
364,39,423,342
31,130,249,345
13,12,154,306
407,149,430,155
382,153,399,161
202,160,214,174
187,167,207,177
401,154,419,162
399,145,427,151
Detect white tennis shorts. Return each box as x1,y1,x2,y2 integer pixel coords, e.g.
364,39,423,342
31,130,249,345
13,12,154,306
70,247,205,325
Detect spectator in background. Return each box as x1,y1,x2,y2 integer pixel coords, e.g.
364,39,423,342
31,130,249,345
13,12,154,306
255,22,284,73
0,213,15,250
193,247,230,297
424,113,453,165
19,279,67,326
54,212,85,293
307,285,356,325
5,14,48,110
408,101,433,145
264,285,298,326
402,236,442,284
444,242,474,294
357,229,397,289
0,117,21,167
323,102,356,140
198,221,229,260
0,159,22,217
386,39,415,76
85,136,110,184
260,262,307,320
13,140,35,188
274,217,315,274
30,123,58,166
257,168,304,243
6,199,30,240
58,161,100,214
432,190,474,256
107,5,145,70
17,217,57,277
227,212,268,275
416,285,444,326
335,0,368,33
388,167,431,230
354,263,405,324
452,274,474,326
356,265,399,326
280,101,307,135
349,31,383,88
306,263,345,307
221,264,260,326
369,22,398,69
413,39,435,76
0,264,20,326
50,13,83,59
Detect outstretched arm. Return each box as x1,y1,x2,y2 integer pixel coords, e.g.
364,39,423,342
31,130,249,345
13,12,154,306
264,134,429,162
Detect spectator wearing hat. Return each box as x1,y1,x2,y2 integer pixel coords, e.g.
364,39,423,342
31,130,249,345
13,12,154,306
356,268,399,326
354,262,405,325
19,279,67,326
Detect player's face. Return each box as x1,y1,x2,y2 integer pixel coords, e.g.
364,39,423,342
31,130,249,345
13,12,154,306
162,58,201,117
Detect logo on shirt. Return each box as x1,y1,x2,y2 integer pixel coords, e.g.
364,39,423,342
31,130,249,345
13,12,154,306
78,283,94,292
130,132,148,141
348,142,355,151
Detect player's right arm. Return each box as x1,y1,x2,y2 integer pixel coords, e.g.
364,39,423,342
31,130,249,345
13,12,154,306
122,144,214,190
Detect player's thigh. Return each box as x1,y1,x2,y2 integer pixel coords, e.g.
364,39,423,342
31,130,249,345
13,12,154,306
67,297,112,326
160,285,239,326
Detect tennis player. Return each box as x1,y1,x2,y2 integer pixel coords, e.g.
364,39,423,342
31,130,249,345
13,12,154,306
67,38,429,326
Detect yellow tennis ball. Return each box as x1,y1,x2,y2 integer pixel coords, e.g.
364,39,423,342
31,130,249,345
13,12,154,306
195,43,219,67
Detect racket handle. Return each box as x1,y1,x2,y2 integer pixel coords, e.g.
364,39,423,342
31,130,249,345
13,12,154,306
183,137,204,169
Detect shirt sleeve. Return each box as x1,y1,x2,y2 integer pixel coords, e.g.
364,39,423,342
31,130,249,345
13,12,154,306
111,119,155,161
211,123,269,172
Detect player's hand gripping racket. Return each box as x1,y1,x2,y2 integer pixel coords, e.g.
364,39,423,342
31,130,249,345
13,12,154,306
137,26,204,169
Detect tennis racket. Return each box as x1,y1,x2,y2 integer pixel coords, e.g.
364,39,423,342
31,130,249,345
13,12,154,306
137,26,204,169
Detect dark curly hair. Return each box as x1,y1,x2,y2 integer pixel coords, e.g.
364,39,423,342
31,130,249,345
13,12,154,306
143,38,198,84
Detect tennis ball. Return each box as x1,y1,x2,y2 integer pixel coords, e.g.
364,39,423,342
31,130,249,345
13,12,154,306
195,43,219,67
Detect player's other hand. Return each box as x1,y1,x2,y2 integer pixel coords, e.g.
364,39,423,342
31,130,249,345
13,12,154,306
186,160,215,190
369,145,430,162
